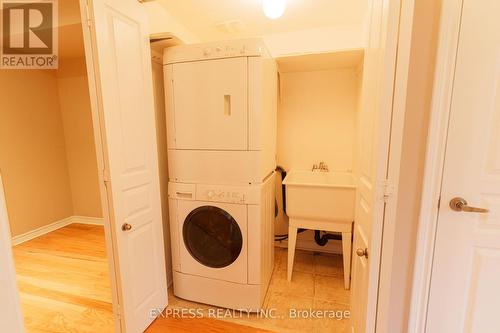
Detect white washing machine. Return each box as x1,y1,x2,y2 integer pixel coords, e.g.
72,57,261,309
168,176,275,310
163,39,277,185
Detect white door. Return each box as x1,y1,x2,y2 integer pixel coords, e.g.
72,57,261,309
426,0,500,332
88,0,167,332
351,230,369,333
350,0,397,331
170,58,248,150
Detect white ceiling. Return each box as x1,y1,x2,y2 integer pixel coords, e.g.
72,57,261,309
157,0,368,41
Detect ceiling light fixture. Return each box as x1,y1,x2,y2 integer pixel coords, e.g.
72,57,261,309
262,0,286,19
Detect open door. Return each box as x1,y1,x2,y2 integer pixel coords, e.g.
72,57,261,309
350,0,402,331
0,174,24,333
83,0,167,332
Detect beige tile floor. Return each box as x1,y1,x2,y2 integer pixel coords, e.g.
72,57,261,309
168,247,351,333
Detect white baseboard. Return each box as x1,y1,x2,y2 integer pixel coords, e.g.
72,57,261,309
11,215,104,246
71,215,104,226
275,230,343,254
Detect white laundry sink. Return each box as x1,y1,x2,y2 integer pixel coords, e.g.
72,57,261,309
283,170,356,222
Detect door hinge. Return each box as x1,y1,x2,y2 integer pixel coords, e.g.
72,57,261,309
102,169,111,185
382,179,394,203
85,0,92,27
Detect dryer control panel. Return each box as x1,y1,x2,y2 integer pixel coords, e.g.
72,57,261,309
163,38,268,65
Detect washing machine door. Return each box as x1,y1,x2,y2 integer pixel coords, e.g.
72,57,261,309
183,206,243,268
177,201,247,284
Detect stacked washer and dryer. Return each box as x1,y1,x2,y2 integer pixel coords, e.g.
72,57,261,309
164,39,277,310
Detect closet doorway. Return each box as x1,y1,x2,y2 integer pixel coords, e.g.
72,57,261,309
0,0,114,331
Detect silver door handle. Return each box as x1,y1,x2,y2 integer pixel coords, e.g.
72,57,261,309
449,197,489,213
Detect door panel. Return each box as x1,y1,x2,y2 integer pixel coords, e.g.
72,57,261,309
427,0,500,332
172,58,248,150
89,0,167,332
351,225,369,333
350,0,391,330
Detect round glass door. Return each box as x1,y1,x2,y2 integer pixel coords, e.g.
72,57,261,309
183,206,243,268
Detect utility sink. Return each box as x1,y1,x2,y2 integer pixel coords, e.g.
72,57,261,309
283,170,356,222
283,170,357,289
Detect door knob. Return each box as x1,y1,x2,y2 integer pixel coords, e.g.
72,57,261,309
356,248,368,258
121,223,132,231
449,197,489,213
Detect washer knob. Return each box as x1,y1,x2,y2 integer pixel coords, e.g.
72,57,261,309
207,190,215,198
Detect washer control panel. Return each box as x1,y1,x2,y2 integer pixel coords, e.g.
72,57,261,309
205,189,245,203
196,184,260,205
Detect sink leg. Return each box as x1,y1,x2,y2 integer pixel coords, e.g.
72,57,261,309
287,224,298,282
342,231,352,290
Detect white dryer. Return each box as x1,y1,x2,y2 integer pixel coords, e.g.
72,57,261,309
168,176,275,310
163,39,277,185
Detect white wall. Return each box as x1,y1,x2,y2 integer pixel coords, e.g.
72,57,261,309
143,2,200,43
264,25,366,58
276,67,361,252
277,68,361,172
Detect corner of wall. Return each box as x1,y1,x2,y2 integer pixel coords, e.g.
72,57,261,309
142,2,201,44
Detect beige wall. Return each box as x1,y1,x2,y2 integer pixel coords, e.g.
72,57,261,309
57,57,102,218
0,70,74,236
277,68,361,172
0,56,101,237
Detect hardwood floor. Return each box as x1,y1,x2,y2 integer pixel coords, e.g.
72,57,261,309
13,223,114,333
12,223,347,332
12,223,270,333
145,317,274,333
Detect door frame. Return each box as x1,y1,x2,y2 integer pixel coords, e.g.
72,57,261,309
408,0,464,331
0,1,123,331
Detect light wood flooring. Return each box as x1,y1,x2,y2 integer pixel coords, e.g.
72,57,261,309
13,223,114,333
13,224,349,332
12,223,270,333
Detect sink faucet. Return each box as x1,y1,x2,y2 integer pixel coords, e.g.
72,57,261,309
312,162,329,172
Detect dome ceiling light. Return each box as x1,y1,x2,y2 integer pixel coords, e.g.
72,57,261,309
262,0,287,19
